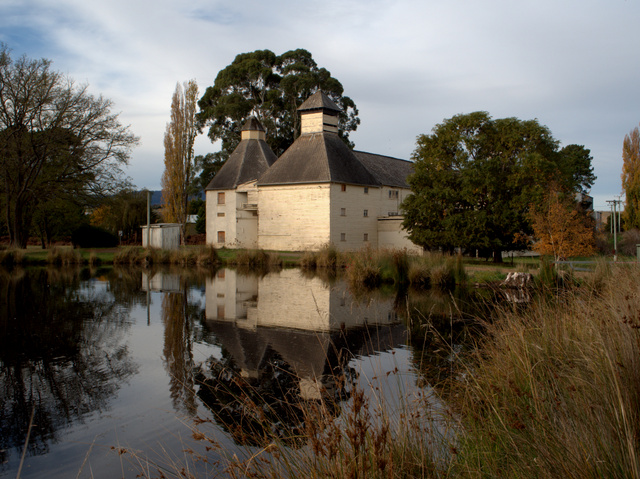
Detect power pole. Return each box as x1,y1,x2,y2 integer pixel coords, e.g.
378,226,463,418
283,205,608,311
607,199,622,260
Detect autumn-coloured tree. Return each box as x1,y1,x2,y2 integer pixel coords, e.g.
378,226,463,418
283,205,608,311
529,188,595,261
621,124,640,229
161,80,199,244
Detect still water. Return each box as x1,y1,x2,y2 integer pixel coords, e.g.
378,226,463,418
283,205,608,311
0,267,480,478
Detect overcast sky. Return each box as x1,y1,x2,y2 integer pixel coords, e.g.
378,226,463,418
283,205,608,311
2,0,639,211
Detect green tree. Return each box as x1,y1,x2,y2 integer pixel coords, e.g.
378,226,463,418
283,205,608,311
197,49,359,159
32,196,85,248
0,44,138,248
192,152,226,194
621,124,640,229
161,80,199,244
402,112,595,262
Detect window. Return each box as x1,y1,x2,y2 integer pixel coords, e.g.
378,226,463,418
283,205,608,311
363,233,369,242
340,233,346,242
217,269,225,279
217,192,225,204
341,184,346,192
217,305,225,319
340,208,346,216
363,209,368,217
217,212,225,217
217,231,225,243
389,190,399,199
364,187,369,194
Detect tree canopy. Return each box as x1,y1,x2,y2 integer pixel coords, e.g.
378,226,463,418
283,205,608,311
402,112,595,261
529,186,595,261
0,44,138,248
621,124,640,230
197,49,359,159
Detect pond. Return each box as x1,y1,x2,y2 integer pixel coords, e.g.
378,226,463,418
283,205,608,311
0,267,489,478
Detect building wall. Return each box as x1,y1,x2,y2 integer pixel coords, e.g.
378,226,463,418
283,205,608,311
377,186,410,217
235,182,259,248
258,184,331,251
377,217,422,254
206,182,260,249
329,183,380,251
206,189,237,247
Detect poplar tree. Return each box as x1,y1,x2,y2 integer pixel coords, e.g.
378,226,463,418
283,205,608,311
161,80,199,244
621,124,640,230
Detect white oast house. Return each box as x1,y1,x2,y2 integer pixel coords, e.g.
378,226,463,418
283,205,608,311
205,91,420,253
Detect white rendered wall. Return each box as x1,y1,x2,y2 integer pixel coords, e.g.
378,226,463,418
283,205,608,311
258,184,331,251
329,183,379,251
206,189,237,248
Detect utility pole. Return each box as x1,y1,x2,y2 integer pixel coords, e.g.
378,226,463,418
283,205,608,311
607,198,622,260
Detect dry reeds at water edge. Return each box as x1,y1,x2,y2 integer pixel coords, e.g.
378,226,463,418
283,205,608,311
113,245,219,266
450,264,640,478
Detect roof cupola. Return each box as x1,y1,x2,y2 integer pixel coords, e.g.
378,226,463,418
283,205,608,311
241,116,266,141
298,90,341,134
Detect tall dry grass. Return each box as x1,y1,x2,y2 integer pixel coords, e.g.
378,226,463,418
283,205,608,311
113,246,219,267
452,264,640,478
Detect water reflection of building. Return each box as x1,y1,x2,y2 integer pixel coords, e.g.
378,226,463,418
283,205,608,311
204,269,405,400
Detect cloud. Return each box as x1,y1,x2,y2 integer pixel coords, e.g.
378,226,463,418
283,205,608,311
1,0,639,204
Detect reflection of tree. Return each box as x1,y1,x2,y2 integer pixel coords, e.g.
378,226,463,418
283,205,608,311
0,269,137,468
161,291,197,415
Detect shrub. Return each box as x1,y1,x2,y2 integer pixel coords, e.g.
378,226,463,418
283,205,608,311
71,224,118,248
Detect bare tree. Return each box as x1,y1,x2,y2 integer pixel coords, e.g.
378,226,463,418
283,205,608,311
0,44,138,248
161,80,199,244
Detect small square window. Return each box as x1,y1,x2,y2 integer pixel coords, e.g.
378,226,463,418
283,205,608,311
364,233,369,242
340,208,346,216
340,233,346,242
217,231,225,243
363,209,368,217
218,192,225,204
341,184,346,192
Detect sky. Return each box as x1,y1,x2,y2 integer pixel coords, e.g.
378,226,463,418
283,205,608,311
2,0,639,212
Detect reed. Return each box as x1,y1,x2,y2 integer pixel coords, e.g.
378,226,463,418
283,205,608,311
451,264,640,478
230,249,283,269
47,246,83,265
0,248,25,267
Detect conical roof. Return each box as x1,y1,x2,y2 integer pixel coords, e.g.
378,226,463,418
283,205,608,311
205,118,277,190
257,132,379,186
298,90,341,113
